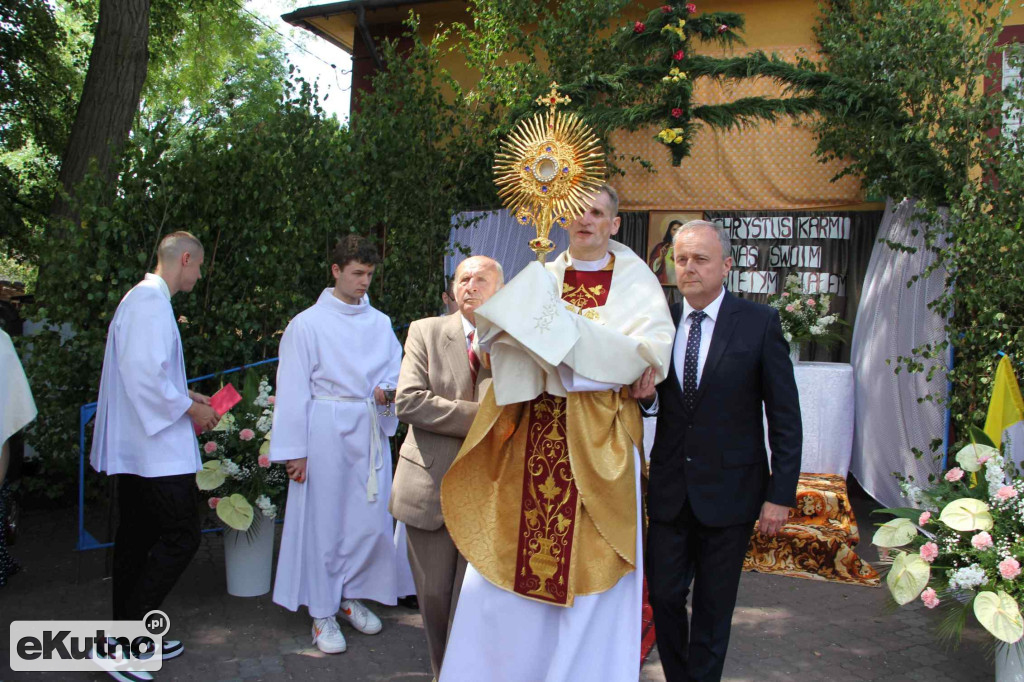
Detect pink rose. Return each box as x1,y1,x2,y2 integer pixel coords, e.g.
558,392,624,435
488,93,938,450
921,588,940,609
239,428,255,441
806,298,816,306
258,454,271,468
207,497,220,509
972,531,994,550
785,304,795,313
997,486,1018,501
781,292,790,298
661,4,672,12
671,107,684,118
1000,557,1021,580
634,21,646,33
203,441,218,454
673,50,685,61
944,467,964,482
686,3,697,13
919,511,932,525
717,24,728,34
920,542,939,563
268,396,276,404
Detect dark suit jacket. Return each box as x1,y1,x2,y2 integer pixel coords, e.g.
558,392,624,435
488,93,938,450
647,291,802,527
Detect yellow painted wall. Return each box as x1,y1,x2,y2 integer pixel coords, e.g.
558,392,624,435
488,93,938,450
331,0,1024,211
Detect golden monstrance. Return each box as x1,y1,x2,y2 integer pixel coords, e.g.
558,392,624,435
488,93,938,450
494,83,606,263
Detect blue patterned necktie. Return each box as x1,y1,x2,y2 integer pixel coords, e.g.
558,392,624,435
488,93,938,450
682,310,707,412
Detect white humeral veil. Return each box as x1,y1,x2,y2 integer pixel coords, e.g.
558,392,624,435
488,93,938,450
270,289,403,617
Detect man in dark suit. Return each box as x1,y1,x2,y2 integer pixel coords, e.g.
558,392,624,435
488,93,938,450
644,220,802,682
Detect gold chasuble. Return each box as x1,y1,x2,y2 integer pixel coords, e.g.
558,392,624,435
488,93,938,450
442,244,673,607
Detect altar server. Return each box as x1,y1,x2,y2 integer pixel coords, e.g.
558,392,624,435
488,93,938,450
440,185,675,681
270,234,403,655
91,231,220,664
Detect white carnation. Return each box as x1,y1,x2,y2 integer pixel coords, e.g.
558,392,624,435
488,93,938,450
256,494,271,510
261,504,277,519
256,415,272,433
784,332,793,342
222,460,241,477
948,563,987,591
986,463,1007,490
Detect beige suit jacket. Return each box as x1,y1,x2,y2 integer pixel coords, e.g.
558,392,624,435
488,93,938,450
391,313,490,531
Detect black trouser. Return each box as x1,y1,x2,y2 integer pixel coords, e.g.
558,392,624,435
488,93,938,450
112,473,201,621
646,500,756,682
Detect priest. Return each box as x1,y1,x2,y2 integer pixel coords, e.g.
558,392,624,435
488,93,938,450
270,234,403,655
90,231,220,664
440,185,674,681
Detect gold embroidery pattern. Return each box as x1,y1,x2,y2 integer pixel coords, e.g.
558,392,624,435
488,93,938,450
561,281,606,310
513,394,579,604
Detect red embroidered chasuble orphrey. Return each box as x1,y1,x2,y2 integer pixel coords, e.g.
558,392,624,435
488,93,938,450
512,265,614,605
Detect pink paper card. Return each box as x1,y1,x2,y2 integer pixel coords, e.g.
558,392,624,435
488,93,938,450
193,383,242,435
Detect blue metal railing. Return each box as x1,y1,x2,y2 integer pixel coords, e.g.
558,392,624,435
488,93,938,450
76,358,280,551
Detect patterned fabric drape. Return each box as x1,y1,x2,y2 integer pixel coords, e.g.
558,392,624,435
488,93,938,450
850,199,948,509
447,210,571,281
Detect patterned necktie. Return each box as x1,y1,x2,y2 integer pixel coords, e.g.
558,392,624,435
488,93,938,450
682,310,707,412
467,330,480,384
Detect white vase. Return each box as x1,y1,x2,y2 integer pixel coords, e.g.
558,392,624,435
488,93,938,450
996,642,1024,682
223,516,275,597
789,342,801,363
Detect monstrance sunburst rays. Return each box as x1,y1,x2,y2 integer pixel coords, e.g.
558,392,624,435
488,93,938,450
493,82,606,262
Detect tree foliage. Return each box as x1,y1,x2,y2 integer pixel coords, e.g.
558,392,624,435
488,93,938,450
23,81,353,499
802,0,1024,445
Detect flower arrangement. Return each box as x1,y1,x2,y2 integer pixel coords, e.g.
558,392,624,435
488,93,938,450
876,427,1024,644
767,273,843,346
196,375,288,532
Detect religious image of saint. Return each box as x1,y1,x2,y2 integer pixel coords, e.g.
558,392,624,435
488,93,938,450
648,219,683,285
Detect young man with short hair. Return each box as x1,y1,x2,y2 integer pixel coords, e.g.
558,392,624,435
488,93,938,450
91,230,220,679
270,234,403,654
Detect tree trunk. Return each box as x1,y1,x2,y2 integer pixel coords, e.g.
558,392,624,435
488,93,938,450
50,0,150,226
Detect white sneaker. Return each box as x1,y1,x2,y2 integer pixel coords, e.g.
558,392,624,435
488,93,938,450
311,616,347,654
338,599,382,635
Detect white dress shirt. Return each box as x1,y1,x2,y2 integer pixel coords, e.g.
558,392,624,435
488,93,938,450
461,314,476,351
90,275,200,477
674,286,727,391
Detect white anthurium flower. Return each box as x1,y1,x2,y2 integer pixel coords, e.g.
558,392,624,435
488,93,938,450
940,498,995,532
955,442,1000,473
975,591,1024,643
873,517,918,547
196,460,226,491
216,494,254,531
887,552,931,605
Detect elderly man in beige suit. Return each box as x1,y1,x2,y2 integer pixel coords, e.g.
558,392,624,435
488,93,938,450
391,255,503,677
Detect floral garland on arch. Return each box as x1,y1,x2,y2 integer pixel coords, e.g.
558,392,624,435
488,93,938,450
767,274,844,347
195,376,288,532
875,426,1024,645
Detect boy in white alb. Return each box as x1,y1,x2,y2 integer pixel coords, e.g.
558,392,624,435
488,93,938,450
270,235,403,654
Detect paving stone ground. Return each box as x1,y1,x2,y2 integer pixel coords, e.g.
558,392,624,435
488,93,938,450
0,483,995,681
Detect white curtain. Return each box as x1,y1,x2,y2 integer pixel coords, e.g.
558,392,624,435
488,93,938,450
850,198,949,509
447,210,571,281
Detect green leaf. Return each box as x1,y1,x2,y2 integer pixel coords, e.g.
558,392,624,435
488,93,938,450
940,498,994,532
216,493,254,532
887,552,931,605
196,460,226,491
970,426,998,449
873,517,919,548
975,591,1024,643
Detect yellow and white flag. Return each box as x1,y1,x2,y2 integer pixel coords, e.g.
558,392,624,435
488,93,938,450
984,355,1024,448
